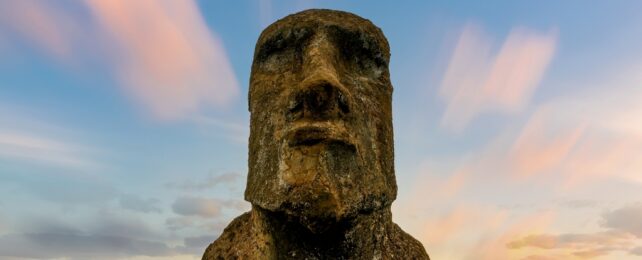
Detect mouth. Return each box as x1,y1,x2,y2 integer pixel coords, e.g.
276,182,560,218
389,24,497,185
286,122,354,148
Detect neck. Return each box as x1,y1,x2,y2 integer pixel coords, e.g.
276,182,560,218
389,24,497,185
251,205,393,258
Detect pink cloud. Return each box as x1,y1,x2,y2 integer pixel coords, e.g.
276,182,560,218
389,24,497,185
508,83,642,186
439,23,557,132
468,211,556,260
86,0,239,120
505,203,642,258
509,106,587,178
0,1,77,61
0,0,239,120
439,91,642,186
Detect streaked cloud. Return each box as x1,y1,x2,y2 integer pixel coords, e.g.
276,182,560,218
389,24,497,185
508,105,587,179
434,81,642,187
439,23,557,132
166,216,228,234
0,214,176,259
507,231,635,254
119,194,162,214
507,203,642,258
85,0,239,120
505,81,642,186
396,59,642,259
180,235,217,255
0,103,101,172
0,232,173,259
166,172,243,191
0,0,239,120
466,211,555,260
0,1,77,61
0,131,97,170
172,197,222,218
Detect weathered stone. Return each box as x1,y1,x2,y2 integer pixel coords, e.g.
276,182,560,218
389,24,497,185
203,9,429,259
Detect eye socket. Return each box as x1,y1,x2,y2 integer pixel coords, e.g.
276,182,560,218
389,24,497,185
255,28,311,72
331,27,388,77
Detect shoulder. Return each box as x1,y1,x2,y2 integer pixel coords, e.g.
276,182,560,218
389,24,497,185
383,223,430,259
202,212,254,260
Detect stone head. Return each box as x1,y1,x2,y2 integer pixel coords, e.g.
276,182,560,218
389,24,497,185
245,9,397,231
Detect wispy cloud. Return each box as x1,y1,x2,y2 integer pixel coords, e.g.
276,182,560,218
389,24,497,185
439,23,557,132
85,0,239,120
0,0,239,120
0,1,77,61
0,103,100,171
507,203,642,258
465,210,556,260
433,81,642,187
119,194,162,214
505,79,642,186
172,197,222,218
602,203,642,238
0,131,97,170
166,172,243,191
0,214,176,259
508,105,587,179
171,196,248,218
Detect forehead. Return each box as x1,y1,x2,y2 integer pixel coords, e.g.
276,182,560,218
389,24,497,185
254,9,390,59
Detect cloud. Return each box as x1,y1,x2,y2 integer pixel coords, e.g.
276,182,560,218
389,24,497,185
466,211,555,260
0,0,239,120
502,81,642,186
631,246,642,256
0,233,173,259
167,172,244,191
184,235,216,249
166,216,229,233
521,255,559,260
0,1,78,61
602,203,642,237
439,23,557,132
507,105,587,179
169,235,218,256
0,214,176,259
507,231,634,250
166,217,196,231
507,231,636,259
0,131,97,170
85,0,239,120
119,194,162,214
559,200,598,209
172,197,222,218
29,176,116,206
507,204,642,258
435,86,642,186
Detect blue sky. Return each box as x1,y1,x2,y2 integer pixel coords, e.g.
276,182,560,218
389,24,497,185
1,1,642,259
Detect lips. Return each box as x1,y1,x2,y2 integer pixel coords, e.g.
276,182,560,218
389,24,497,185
286,123,353,148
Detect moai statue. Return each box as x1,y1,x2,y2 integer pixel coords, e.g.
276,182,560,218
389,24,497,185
203,9,429,259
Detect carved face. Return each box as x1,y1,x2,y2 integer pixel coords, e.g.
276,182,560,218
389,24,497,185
245,10,397,232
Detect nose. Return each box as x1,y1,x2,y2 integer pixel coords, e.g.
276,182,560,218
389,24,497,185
286,33,351,121
287,78,350,121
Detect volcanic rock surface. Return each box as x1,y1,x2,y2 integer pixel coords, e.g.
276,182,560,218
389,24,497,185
203,9,429,259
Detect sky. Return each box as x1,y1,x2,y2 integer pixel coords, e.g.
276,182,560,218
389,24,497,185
1,0,641,259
